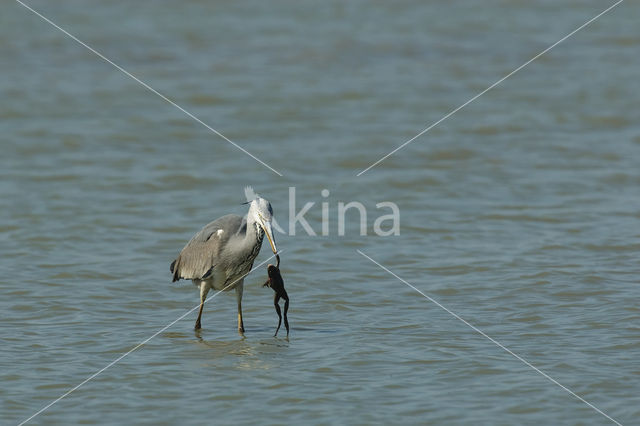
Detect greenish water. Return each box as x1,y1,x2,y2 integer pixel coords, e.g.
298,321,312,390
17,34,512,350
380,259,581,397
1,0,639,424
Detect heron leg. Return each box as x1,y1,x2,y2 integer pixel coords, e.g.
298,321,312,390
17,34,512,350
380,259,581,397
195,281,210,330
236,282,245,334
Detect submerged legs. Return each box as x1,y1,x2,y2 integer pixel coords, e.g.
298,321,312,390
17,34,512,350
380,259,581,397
192,279,248,334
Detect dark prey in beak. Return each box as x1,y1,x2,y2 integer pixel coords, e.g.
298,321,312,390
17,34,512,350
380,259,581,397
263,254,289,337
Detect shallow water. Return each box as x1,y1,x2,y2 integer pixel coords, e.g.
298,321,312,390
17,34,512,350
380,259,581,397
1,0,639,424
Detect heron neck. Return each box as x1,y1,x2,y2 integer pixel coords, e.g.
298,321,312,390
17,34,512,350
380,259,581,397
244,216,264,252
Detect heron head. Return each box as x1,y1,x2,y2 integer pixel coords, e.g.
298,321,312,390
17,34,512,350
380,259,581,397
249,197,278,255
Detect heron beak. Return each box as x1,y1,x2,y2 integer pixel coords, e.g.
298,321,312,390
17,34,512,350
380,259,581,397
261,220,278,254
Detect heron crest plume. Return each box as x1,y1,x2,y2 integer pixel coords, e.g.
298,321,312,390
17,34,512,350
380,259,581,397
244,186,260,203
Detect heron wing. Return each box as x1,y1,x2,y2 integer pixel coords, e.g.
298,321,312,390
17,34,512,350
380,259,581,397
170,214,244,282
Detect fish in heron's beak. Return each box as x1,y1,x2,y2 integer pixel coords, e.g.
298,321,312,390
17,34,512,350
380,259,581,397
260,220,278,254
263,262,289,337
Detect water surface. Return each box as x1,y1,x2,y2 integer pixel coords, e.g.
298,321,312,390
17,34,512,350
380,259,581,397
1,0,639,424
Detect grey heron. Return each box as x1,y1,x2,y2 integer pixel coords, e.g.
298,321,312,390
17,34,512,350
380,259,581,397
170,190,278,332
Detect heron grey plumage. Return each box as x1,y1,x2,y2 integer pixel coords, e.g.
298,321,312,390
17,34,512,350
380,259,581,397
170,192,278,331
